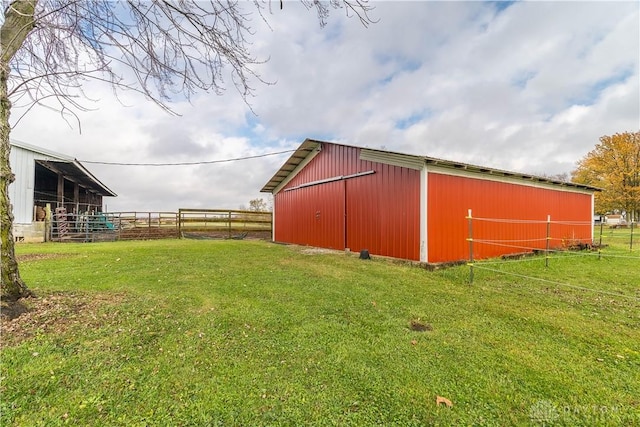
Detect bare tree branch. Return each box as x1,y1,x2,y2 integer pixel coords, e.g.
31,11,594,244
0,0,376,300
5,0,375,117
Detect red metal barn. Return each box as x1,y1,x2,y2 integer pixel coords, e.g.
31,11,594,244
261,139,598,264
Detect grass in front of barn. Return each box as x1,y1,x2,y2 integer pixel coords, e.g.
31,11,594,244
2,231,639,426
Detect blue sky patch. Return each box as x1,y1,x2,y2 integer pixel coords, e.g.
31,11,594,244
396,111,430,130
511,71,537,89
492,0,519,13
571,67,635,106
373,54,422,88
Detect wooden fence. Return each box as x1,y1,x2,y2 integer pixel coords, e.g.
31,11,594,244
178,209,272,240
108,211,180,240
48,210,272,242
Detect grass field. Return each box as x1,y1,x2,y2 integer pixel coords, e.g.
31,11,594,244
2,231,639,426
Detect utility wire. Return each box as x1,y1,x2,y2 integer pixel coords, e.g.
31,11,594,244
79,149,296,166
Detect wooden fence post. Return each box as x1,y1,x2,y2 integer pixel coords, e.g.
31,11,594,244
467,209,473,285
45,203,52,242
545,215,551,268
598,221,603,260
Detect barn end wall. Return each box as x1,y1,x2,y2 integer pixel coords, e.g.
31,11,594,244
426,172,594,263
274,143,421,260
9,145,37,224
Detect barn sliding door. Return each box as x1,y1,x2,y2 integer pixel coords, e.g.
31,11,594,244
274,163,420,261
345,165,420,261
274,180,345,250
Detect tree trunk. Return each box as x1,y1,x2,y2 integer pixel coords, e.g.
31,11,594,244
1,65,32,300
1,0,38,301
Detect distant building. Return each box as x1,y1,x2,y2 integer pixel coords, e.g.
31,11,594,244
9,141,116,242
605,214,625,227
261,139,599,264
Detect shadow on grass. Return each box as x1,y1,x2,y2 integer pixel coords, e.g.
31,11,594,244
0,298,30,321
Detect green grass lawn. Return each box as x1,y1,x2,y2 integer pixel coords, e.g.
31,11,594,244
2,232,639,426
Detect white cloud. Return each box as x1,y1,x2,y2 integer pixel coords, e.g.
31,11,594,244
9,1,639,212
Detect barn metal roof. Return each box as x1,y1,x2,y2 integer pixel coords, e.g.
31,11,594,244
260,139,600,193
260,139,322,193
11,140,117,197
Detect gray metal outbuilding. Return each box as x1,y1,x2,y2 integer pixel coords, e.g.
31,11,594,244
9,140,116,241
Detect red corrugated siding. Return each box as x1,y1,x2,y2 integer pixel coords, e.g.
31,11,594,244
274,144,421,260
346,163,420,260
426,173,593,263
275,181,345,249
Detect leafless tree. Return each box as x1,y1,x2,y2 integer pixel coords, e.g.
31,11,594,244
0,0,375,301
249,197,269,212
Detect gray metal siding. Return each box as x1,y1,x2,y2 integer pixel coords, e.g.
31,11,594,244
9,144,63,224
9,146,36,223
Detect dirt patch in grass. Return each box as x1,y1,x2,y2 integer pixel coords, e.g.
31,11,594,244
1,292,125,348
180,230,272,240
409,319,433,332
299,247,343,255
16,253,66,262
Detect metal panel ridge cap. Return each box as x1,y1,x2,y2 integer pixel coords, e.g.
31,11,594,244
260,139,322,193
360,148,425,170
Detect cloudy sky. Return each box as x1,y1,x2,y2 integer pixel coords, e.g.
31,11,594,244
9,1,640,212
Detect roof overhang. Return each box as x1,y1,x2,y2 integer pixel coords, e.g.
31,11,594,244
260,139,601,194
36,160,117,197
11,140,117,197
421,156,601,192
260,139,322,193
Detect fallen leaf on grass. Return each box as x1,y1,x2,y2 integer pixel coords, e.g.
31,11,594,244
411,340,417,346
436,396,453,408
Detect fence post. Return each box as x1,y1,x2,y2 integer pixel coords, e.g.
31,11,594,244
45,203,52,242
598,221,603,260
117,213,122,240
228,211,232,239
178,209,182,239
467,209,474,284
545,215,551,268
